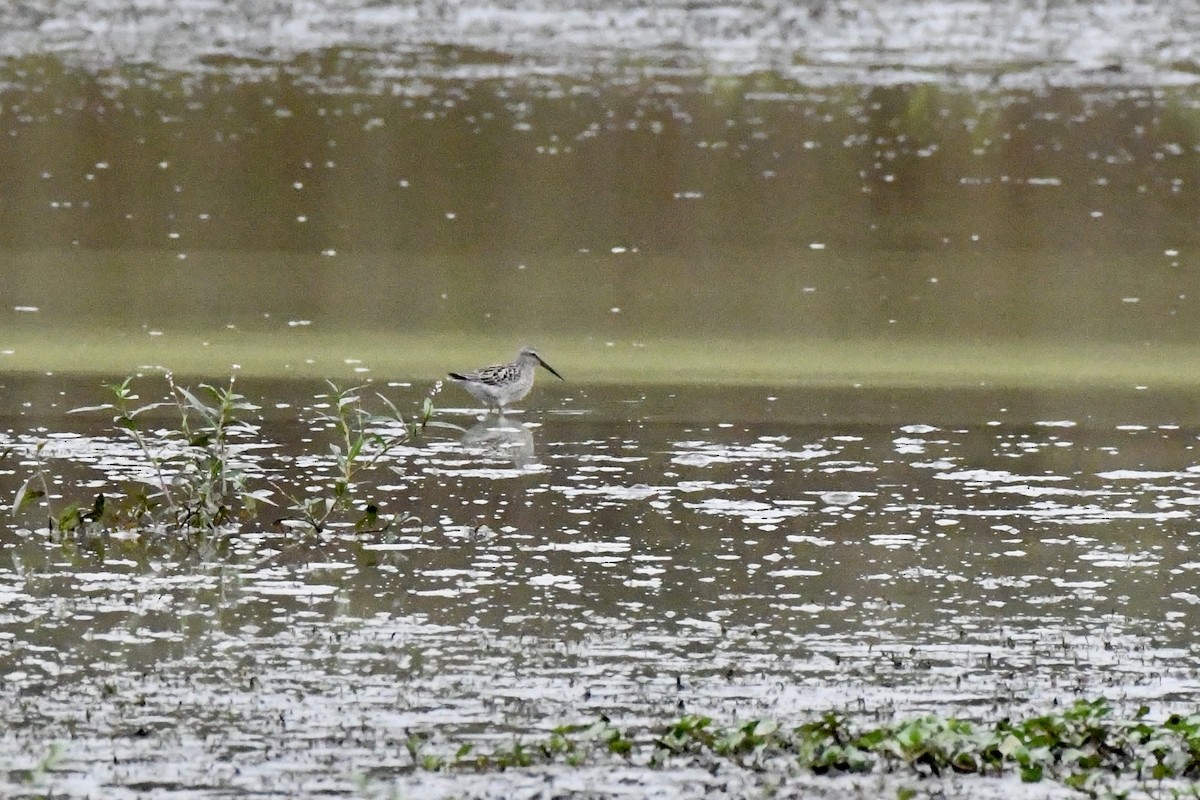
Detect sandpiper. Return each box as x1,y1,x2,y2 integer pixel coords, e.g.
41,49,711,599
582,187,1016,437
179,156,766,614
447,346,564,410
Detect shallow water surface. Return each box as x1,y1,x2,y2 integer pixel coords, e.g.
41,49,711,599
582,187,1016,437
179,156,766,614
2,376,1200,797
4,49,1200,381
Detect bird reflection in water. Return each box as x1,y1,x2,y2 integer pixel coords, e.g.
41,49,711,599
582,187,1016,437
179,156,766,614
460,412,536,467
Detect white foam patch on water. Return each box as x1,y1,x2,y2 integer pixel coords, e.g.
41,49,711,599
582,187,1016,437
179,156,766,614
425,465,544,478
818,461,877,474
817,491,872,505
936,469,1070,483
684,497,806,526
868,534,921,548
248,581,339,596
671,442,834,467
676,480,738,492
298,561,357,573
1078,548,1159,567
675,617,721,631
953,506,1189,522
1097,469,1193,480
978,575,1034,589
362,541,436,551
553,483,662,500
86,630,176,645
766,568,822,578
1051,578,1108,589
892,437,930,454
785,534,836,547
986,485,1108,497
577,454,648,463
537,541,631,553
528,573,582,590
412,588,463,597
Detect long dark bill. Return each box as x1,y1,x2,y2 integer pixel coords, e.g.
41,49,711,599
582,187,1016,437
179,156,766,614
537,357,565,381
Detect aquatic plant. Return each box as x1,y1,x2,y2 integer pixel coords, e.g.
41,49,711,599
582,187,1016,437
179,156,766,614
10,440,56,527
8,373,440,537
271,380,441,534
389,700,1200,795
9,742,63,791
112,373,263,530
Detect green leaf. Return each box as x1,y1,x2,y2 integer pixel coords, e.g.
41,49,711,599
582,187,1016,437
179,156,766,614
130,401,174,417
423,420,467,432
376,392,404,418
55,505,82,532
609,736,633,755
896,728,918,750
998,733,1025,757
175,385,213,415
244,489,277,506
1063,772,1089,790
753,719,779,738
950,751,978,773
68,403,115,414
715,729,745,754
11,476,40,516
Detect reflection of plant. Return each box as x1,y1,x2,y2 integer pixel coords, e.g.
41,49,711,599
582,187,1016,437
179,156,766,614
8,373,441,538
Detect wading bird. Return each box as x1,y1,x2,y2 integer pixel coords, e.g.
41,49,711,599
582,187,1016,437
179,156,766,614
447,346,564,410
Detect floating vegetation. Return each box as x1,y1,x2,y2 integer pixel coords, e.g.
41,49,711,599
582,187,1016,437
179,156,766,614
390,701,1200,796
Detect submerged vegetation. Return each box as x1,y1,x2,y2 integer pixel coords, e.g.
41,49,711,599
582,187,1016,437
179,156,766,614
8,372,448,539
387,701,1200,797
